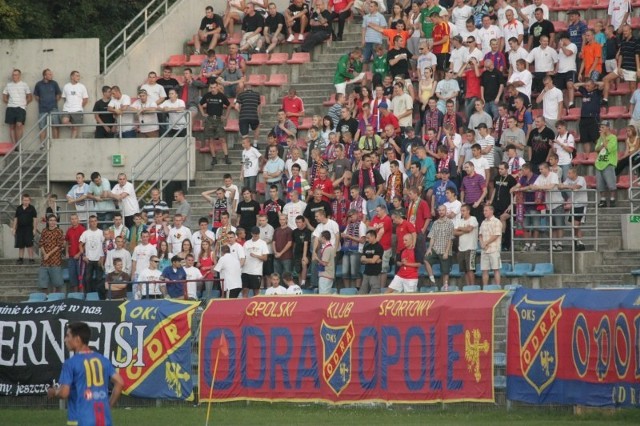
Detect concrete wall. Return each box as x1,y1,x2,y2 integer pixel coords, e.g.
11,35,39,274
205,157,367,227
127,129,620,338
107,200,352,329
0,38,100,142
48,137,196,182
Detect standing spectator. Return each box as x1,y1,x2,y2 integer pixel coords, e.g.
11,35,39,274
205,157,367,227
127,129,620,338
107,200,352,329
511,163,540,251
173,190,192,229
12,193,37,265
527,35,558,95
105,236,132,275
92,86,115,139
359,230,383,294
199,83,231,167
240,136,262,189
107,86,136,138
79,215,105,297
406,186,430,261
292,215,311,285
61,71,89,139
424,205,454,288
459,57,482,120
65,214,85,291
430,11,451,77
567,10,587,57
282,88,305,127
508,59,533,105
574,79,604,155
555,34,577,109
536,76,563,132
257,214,275,290
578,30,602,83
33,68,61,140
387,35,412,82
3,69,32,144
214,245,242,298
191,217,215,259
263,146,286,198
454,204,479,286
263,185,286,229
602,25,639,107
478,15,504,54
386,233,419,293
461,161,487,224
502,10,523,52
480,59,504,120
315,230,336,294
105,258,131,300
239,4,265,53
130,231,157,281
109,173,138,229
242,227,269,297
479,205,502,287
507,38,529,78
181,68,208,120
88,172,117,228
157,67,180,97
193,6,227,54
135,252,162,299
160,255,187,299
142,187,169,225
130,89,159,137
553,121,575,178
273,214,293,276
526,8,554,50
369,205,392,289
261,2,287,54
273,109,297,146
236,188,261,230
340,209,366,289
167,213,192,254
66,172,91,224
529,162,563,251
527,116,554,174
558,167,587,251
334,48,366,95
285,0,310,41
489,162,517,250
361,2,387,69
595,121,619,207
608,0,632,31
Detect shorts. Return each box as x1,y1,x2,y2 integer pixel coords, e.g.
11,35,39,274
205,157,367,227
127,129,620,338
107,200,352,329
265,33,285,44
435,53,449,72
604,59,617,73
318,277,334,294
62,112,84,124
205,32,228,43
589,70,601,82
570,206,585,223
551,205,565,227
38,266,64,288
14,227,34,248
39,109,60,129
241,32,263,48
614,67,637,82
424,252,451,275
5,107,26,124
524,210,543,231
480,251,501,271
388,275,418,293
578,118,599,144
381,249,392,273
553,71,576,90
596,166,617,191
457,250,475,273
204,115,225,139
241,273,262,290
263,254,274,275
239,119,260,136
291,19,304,34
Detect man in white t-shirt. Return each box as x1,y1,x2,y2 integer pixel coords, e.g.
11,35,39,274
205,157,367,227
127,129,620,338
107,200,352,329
417,41,438,79
66,172,92,224
131,230,157,279
2,68,32,144
136,254,163,299
191,217,215,259
61,70,89,138
283,190,307,229
139,71,167,106
478,15,504,54
451,0,473,34
214,245,243,298
502,10,523,52
265,273,288,295
530,162,564,251
167,214,193,254
507,38,529,78
558,167,587,251
508,59,533,100
526,35,558,94
494,0,516,28
79,215,105,297
555,35,578,109
183,254,202,300
240,136,262,190
109,173,139,228
453,204,478,285
470,143,490,182
536,76,563,132
105,236,132,274
608,0,632,31
107,86,136,138
242,226,269,298
130,89,159,138
225,231,246,265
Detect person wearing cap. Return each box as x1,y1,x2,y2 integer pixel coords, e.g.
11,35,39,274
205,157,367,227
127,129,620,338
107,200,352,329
595,121,619,208
241,226,269,297
574,79,604,155
159,255,187,299
341,209,367,290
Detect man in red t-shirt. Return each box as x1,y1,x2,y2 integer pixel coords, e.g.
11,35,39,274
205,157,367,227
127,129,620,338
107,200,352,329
430,11,451,78
370,205,393,289
65,213,86,292
387,233,420,293
391,211,416,253
378,102,400,136
281,88,305,126
406,187,431,262
328,0,352,41
311,166,335,202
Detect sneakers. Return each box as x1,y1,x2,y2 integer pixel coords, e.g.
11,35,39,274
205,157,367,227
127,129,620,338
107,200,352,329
16,258,23,265
602,98,609,107
598,200,607,208
530,244,537,252
521,243,530,252
224,155,231,165
552,244,563,252
298,34,304,41
286,34,294,42
428,275,436,284
609,199,616,207
28,259,35,264
575,241,586,251
210,157,217,166
567,102,574,109
193,49,200,55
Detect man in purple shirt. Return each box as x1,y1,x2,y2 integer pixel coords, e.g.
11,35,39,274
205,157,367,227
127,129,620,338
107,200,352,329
460,161,488,225
510,163,540,252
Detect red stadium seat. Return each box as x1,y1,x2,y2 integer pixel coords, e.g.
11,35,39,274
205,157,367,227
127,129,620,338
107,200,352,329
287,52,311,64
297,138,308,151
584,175,597,189
617,175,631,189
247,74,267,86
589,0,609,9
531,108,542,118
224,32,242,45
256,182,266,195
632,17,640,30
266,53,289,65
601,106,631,120
224,119,239,133
618,128,628,142
564,107,580,121
163,55,187,67
0,142,14,155
571,152,586,165
185,54,207,66
323,93,337,107
264,74,288,86
582,152,597,166
260,95,266,106
172,75,185,85
610,83,633,96
246,53,268,65
552,0,578,11
197,140,211,153
193,120,204,132
552,21,568,32
216,54,228,63
298,117,313,130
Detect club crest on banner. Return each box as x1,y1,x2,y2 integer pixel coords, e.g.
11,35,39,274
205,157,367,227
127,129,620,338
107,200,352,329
514,295,564,395
320,320,355,396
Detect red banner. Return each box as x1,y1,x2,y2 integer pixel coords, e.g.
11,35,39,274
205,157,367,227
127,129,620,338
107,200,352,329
199,293,504,404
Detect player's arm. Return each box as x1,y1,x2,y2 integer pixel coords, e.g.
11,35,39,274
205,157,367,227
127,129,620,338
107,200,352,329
110,371,124,408
47,384,71,399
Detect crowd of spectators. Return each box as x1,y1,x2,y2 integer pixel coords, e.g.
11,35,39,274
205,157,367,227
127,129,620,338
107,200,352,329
5,0,640,296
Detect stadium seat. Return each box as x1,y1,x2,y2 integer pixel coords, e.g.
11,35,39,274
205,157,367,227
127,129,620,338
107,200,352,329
484,284,502,291
420,286,437,293
67,292,85,300
0,142,14,155
588,0,609,9
185,54,206,66
335,264,343,278
163,54,187,67
551,20,568,32
584,175,597,189
85,292,100,301
339,288,358,295
287,52,311,64
552,0,575,11
247,74,267,86
328,288,338,294
582,152,597,166
216,54,228,63
564,107,580,121
224,119,239,132
298,117,313,130
449,263,463,279
442,285,460,292
246,53,268,65
47,293,65,301
287,33,306,44
617,128,628,142
504,263,533,278
301,288,315,295
617,175,631,189
225,32,242,45
259,289,267,295
463,285,481,292
571,152,586,166
323,93,337,107
631,16,640,30
256,181,266,195
601,106,631,120
494,352,507,367
26,292,47,302
264,74,288,86
525,263,554,289
266,53,289,65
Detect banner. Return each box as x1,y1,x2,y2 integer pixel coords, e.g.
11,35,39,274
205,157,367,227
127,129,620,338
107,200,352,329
199,293,504,404
507,288,640,407
0,299,198,400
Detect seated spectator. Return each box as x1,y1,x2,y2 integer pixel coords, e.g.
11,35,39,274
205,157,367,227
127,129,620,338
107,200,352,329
239,4,265,53
296,0,332,53
194,6,227,54
200,49,225,84
217,58,245,98
285,0,310,42
224,0,246,36
261,2,287,54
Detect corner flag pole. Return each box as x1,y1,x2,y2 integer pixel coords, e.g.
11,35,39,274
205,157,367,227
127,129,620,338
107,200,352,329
205,334,228,426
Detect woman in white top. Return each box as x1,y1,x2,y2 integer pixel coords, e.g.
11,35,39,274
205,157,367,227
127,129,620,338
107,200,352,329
407,3,422,58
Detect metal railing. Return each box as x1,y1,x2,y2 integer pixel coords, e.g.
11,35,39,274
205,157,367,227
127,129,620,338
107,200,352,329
629,153,640,213
509,189,599,274
102,0,180,72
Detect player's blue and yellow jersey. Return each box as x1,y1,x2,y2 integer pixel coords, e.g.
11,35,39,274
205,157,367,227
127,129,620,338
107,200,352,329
59,352,116,426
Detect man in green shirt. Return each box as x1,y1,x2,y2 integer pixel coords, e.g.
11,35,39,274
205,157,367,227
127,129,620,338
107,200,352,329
594,120,618,207
420,0,442,43
371,44,389,88
333,48,365,95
